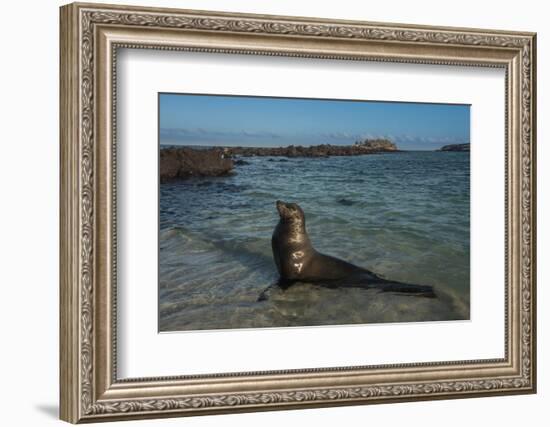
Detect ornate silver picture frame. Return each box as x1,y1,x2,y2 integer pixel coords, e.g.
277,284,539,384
60,2,536,423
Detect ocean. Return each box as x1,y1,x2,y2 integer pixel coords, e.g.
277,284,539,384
159,151,470,331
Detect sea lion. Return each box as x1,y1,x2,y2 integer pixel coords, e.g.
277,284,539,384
270,200,435,297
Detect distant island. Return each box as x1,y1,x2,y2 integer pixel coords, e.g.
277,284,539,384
437,143,470,152
160,139,398,182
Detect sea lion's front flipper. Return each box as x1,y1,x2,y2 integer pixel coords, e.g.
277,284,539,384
257,284,274,302
257,279,295,302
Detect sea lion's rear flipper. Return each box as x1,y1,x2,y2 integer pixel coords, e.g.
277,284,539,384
294,275,436,298
376,281,436,298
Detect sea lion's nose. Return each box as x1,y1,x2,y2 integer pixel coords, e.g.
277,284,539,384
276,200,286,214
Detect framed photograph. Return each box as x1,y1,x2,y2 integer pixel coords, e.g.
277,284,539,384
60,2,537,423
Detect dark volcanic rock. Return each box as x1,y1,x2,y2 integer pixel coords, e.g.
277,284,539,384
160,147,233,182
223,139,398,158
437,143,470,152
337,198,355,206
234,159,250,166
159,139,399,182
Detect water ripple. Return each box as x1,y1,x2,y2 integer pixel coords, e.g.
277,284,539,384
160,152,470,331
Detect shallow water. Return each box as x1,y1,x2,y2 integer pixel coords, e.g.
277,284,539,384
159,151,470,331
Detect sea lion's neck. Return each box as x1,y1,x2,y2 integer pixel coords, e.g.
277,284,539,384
279,219,308,245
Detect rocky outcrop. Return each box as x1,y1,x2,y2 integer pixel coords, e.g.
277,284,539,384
160,139,398,182
354,139,398,152
437,143,470,152
223,139,398,158
160,147,233,182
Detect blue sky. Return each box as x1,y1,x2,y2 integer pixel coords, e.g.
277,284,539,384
159,93,470,151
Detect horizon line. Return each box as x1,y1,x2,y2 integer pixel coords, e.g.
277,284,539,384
159,142,471,152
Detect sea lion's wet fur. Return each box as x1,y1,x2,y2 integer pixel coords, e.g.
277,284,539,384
269,200,435,298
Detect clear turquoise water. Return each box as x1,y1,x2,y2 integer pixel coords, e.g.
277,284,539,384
159,151,470,331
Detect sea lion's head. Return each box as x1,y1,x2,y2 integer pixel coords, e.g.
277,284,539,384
276,200,305,224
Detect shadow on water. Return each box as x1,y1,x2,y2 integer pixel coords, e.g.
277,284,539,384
168,226,274,273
